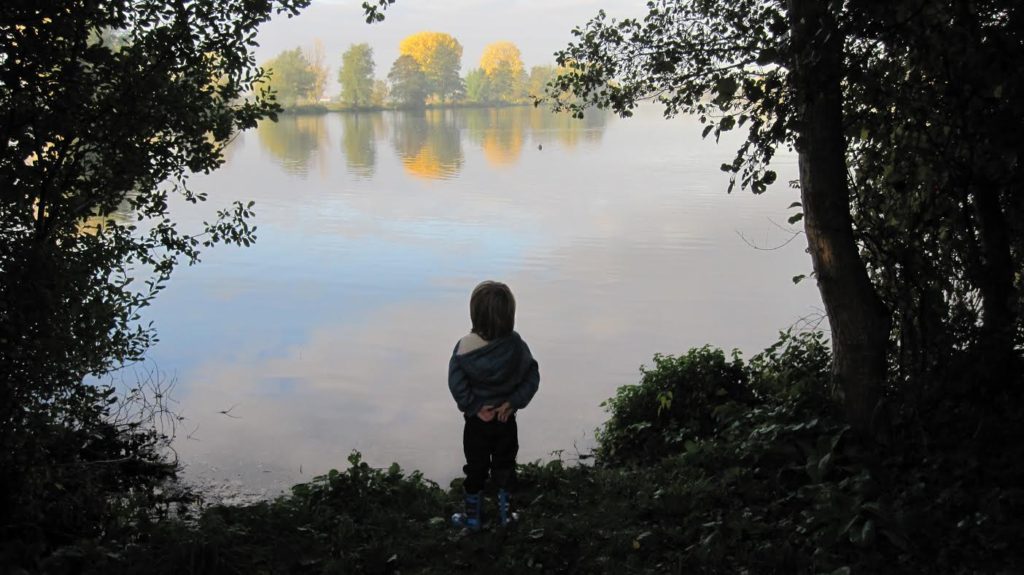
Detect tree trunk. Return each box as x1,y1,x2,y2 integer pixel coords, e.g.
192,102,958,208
972,180,1017,367
788,0,892,436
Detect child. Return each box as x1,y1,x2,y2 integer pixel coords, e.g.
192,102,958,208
448,281,540,530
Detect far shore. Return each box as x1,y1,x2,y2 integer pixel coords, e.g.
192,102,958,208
280,101,539,115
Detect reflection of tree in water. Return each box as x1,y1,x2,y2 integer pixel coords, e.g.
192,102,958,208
528,107,607,149
462,107,607,165
76,195,135,236
341,113,383,178
465,108,525,167
390,110,463,180
256,114,328,176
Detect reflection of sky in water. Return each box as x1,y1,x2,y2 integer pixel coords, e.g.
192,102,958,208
138,105,821,494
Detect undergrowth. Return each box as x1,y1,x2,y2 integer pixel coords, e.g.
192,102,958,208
28,331,1024,574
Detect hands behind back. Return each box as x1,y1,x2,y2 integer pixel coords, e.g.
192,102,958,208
495,402,515,423
476,403,515,423
477,405,496,422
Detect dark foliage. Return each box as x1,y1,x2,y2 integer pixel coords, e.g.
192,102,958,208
47,332,1020,574
0,0,308,569
544,0,1024,432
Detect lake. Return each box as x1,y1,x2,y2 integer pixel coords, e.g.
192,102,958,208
140,105,822,499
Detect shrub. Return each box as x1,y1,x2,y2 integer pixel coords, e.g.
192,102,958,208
594,346,751,466
747,330,832,403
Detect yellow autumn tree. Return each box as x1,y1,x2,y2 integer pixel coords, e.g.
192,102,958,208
398,32,463,103
479,41,525,103
480,41,524,76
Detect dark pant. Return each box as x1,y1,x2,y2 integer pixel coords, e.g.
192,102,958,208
463,414,518,493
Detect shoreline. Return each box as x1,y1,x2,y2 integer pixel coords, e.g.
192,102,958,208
279,101,540,115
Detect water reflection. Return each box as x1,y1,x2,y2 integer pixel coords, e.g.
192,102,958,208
76,198,135,236
152,104,818,494
257,114,328,176
340,114,383,178
254,108,610,180
390,110,463,180
463,107,609,167
528,107,607,150
465,108,525,167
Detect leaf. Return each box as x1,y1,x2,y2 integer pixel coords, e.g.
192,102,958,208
788,201,802,209
860,519,876,546
632,531,652,549
817,452,832,477
787,212,803,224
792,274,806,285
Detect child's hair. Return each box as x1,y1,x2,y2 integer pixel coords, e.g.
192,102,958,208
470,281,516,340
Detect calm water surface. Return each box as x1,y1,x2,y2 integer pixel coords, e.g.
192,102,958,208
142,105,821,497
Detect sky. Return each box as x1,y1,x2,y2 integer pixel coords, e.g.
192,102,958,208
254,0,643,96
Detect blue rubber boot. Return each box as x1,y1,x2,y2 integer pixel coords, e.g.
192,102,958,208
451,491,483,532
498,488,517,527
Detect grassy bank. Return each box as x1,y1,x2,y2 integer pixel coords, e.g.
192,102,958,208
32,332,1024,574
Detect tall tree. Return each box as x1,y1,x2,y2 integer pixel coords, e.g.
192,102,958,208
262,47,317,108
786,0,890,432
0,0,309,560
538,0,1024,433
398,31,463,103
479,41,525,103
307,38,329,102
843,1,1024,381
339,42,375,107
387,54,428,108
543,1,892,433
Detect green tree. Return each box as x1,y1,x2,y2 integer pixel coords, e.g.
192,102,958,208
527,65,557,99
387,54,428,108
543,0,1023,433
0,0,309,563
488,60,524,104
842,2,1024,380
464,68,491,103
339,42,375,107
262,47,317,108
371,79,389,107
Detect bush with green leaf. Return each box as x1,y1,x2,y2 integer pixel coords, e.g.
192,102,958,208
595,331,830,467
105,452,447,574
595,345,751,466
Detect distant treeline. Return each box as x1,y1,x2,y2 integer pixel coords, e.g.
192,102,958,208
260,34,564,110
